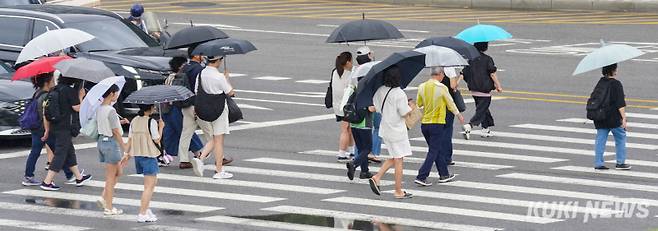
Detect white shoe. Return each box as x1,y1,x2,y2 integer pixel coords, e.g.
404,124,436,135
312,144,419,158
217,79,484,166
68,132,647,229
96,197,107,210
104,207,124,216
146,209,158,222
137,213,155,223
481,128,493,138
462,124,472,140
191,158,204,177
212,171,233,179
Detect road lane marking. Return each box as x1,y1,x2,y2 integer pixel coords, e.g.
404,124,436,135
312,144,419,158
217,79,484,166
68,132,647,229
316,24,430,33
235,89,325,98
132,225,210,231
300,149,567,163
196,215,352,231
252,76,291,81
425,138,615,156
512,123,658,140
468,129,658,150
230,114,334,130
0,201,134,221
236,103,272,111
295,79,330,84
498,173,658,193
3,189,222,213
0,218,90,231
233,97,325,107
553,166,658,180
207,165,396,186
323,197,562,224
559,118,658,130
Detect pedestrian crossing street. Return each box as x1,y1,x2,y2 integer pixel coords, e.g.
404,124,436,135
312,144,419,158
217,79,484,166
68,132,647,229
99,0,658,25
3,107,658,230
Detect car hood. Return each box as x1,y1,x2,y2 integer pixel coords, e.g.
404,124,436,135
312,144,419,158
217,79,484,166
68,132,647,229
77,48,172,71
0,79,33,102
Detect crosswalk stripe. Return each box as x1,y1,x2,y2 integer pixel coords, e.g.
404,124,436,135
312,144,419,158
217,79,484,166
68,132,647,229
323,197,562,224
208,165,397,186
261,205,502,231
0,218,90,231
132,225,210,231
512,123,658,139
0,201,135,221
382,190,619,215
559,118,658,130
300,149,566,163
86,180,284,203
431,138,614,156
606,159,658,168
553,166,658,180
196,215,351,231
3,189,222,212
469,129,658,150
134,173,345,194
498,173,658,193
0,142,96,160
626,112,658,120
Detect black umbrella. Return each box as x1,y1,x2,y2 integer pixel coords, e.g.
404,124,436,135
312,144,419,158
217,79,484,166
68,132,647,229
123,85,194,104
325,19,404,43
164,26,229,50
191,38,257,57
355,50,425,109
415,37,480,60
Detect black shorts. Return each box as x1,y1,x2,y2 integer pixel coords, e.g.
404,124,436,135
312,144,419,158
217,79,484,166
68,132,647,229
336,115,345,122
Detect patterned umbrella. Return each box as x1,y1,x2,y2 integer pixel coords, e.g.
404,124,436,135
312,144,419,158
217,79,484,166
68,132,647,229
123,85,194,104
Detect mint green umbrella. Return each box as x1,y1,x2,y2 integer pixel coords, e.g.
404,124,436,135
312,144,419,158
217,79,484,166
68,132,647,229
573,42,645,76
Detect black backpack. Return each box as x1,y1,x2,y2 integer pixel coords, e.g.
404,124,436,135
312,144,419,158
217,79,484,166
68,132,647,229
44,86,63,123
586,80,612,121
342,91,367,123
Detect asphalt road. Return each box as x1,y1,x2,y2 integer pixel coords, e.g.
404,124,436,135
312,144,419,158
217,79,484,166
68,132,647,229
1,4,658,231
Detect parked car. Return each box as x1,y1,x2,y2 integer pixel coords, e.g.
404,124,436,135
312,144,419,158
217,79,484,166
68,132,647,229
0,78,33,139
0,5,178,116
0,0,42,6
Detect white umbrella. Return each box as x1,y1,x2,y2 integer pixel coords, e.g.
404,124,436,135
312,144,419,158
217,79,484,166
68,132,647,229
80,76,126,127
572,41,645,76
414,45,469,67
16,28,94,63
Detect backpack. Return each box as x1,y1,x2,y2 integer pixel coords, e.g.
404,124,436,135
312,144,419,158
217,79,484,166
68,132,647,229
586,80,612,121
19,91,46,130
168,72,194,108
44,86,63,123
342,91,367,123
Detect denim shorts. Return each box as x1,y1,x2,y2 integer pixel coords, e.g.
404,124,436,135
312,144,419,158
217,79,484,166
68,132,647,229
98,136,122,164
135,156,159,176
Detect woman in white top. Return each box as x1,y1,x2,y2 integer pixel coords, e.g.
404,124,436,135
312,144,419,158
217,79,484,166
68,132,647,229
368,65,414,199
332,52,355,162
193,56,235,179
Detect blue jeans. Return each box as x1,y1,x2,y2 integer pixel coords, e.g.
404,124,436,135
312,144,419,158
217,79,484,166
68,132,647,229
162,106,203,156
352,128,371,173
417,124,450,180
444,113,454,163
371,113,382,156
595,126,627,167
25,130,73,178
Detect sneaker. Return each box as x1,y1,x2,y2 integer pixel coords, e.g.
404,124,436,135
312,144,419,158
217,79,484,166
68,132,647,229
191,158,204,177
212,171,233,179
336,156,350,163
22,177,41,186
437,174,456,183
346,162,356,181
104,207,124,216
40,182,60,191
75,174,92,187
137,213,156,223
462,124,472,140
414,178,433,187
448,161,456,166
96,197,107,210
480,128,493,138
594,166,610,170
615,164,632,170
179,162,193,169
66,169,85,185
147,209,158,222
359,172,373,179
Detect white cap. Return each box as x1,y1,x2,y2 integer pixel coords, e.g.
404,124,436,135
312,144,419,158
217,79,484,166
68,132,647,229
356,46,371,56
444,67,458,78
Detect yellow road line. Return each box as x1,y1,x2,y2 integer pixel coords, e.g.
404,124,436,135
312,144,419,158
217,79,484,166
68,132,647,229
397,10,582,21
254,6,398,16
501,96,657,109
172,1,331,13
100,0,194,8
309,7,472,18
225,3,380,15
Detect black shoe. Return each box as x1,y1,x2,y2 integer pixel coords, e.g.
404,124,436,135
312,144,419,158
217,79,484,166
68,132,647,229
75,174,92,187
40,182,60,191
448,161,455,166
594,166,610,170
346,162,356,181
414,178,432,187
359,172,373,179
615,164,631,170
437,174,456,183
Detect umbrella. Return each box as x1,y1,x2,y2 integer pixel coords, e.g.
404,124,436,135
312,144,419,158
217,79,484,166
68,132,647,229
415,37,480,60
55,58,114,83
455,24,512,44
414,45,469,67
123,85,194,104
12,56,71,81
573,42,644,76
79,76,126,127
191,38,257,57
354,50,425,108
326,19,404,43
165,26,229,49
16,28,94,64
352,61,382,79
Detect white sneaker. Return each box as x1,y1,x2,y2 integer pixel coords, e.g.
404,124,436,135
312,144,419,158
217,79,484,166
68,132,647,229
104,207,124,215
137,213,155,223
191,158,204,177
146,209,158,222
212,171,233,179
462,124,472,140
480,128,493,138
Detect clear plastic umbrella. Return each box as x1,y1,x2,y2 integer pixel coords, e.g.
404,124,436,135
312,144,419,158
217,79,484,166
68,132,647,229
414,45,469,67
573,41,645,76
79,76,126,127
16,28,94,63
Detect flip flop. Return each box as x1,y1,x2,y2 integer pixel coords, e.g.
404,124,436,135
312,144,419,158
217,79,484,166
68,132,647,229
368,156,382,163
395,191,414,199
368,178,381,196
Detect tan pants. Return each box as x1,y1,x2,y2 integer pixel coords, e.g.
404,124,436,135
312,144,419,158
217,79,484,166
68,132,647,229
178,106,213,163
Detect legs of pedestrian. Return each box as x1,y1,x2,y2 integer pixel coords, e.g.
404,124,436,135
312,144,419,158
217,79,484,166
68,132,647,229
594,128,610,170
347,128,371,180
392,158,409,198
415,124,440,186
434,124,454,183
337,121,352,162
138,175,157,222
101,163,121,214
370,113,382,163
178,106,198,168
611,127,630,170
23,132,47,186
369,158,394,195
444,113,455,165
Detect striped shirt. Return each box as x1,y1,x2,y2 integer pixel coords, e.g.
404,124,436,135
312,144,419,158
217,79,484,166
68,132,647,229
417,79,460,124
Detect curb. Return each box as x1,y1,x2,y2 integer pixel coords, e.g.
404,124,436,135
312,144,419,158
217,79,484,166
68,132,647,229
353,0,658,12
46,0,100,7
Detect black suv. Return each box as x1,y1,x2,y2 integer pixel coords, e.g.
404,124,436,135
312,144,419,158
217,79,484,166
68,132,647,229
0,5,176,116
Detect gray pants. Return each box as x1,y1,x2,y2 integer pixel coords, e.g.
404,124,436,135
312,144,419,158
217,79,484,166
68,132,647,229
178,106,213,163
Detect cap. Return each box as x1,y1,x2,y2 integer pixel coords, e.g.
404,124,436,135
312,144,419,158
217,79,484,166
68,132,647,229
356,46,371,55
207,56,223,61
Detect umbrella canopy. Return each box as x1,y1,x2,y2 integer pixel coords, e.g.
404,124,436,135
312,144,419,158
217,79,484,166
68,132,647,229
455,24,512,44
123,85,194,104
326,19,404,43
355,50,425,108
12,56,71,81
191,38,257,56
352,61,382,79
415,36,480,60
16,28,94,64
55,58,114,83
414,45,469,67
165,26,229,49
573,43,644,76
79,76,126,127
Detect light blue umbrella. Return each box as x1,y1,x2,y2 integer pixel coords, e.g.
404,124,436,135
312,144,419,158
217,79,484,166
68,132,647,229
572,42,645,76
455,24,512,44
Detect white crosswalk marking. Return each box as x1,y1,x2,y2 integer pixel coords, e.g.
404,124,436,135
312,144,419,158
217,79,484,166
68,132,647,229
558,118,658,130
252,76,291,81
211,165,397,186
511,123,658,139
498,173,658,193
0,201,133,221
300,149,566,163
468,130,658,150
295,79,330,84
553,166,658,179
442,138,614,156
626,112,658,120
323,197,562,224
196,215,351,231
0,218,90,231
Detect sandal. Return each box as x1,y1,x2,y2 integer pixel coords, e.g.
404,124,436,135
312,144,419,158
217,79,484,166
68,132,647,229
395,191,414,199
368,178,381,196
368,155,382,163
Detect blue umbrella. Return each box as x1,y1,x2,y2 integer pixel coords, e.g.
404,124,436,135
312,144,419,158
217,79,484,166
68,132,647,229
573,42,645,76
455,24,512,44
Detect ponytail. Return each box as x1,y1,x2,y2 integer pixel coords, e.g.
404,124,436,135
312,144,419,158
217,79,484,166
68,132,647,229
335,51,352,78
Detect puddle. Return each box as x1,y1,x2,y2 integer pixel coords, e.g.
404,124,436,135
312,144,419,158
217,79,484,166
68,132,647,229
24,197,96,210
240,213,435,231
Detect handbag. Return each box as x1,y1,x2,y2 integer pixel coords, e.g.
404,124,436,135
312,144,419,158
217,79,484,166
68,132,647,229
324,69,336,108
80,117,99,139
405,104,423,129
226,96,243,123
194,73,227,122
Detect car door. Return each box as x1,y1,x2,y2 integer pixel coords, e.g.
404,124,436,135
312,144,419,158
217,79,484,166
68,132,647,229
0,16,32,64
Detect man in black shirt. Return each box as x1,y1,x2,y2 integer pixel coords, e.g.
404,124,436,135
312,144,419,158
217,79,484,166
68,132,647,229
593,63,631,170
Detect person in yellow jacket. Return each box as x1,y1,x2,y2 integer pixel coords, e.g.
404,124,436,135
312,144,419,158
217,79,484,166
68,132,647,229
414,67,465,186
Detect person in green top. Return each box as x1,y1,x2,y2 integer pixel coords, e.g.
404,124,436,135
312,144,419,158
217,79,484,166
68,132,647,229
346,82,376,180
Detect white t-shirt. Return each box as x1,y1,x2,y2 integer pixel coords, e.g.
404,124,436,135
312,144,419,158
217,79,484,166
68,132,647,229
373,86,411,142
128,117,160,140
96,105,122,137
331,69,352,116
196,66,233,95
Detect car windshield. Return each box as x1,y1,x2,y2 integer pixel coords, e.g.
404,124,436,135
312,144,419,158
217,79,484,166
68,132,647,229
0,63,11,74
65,18,159,52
